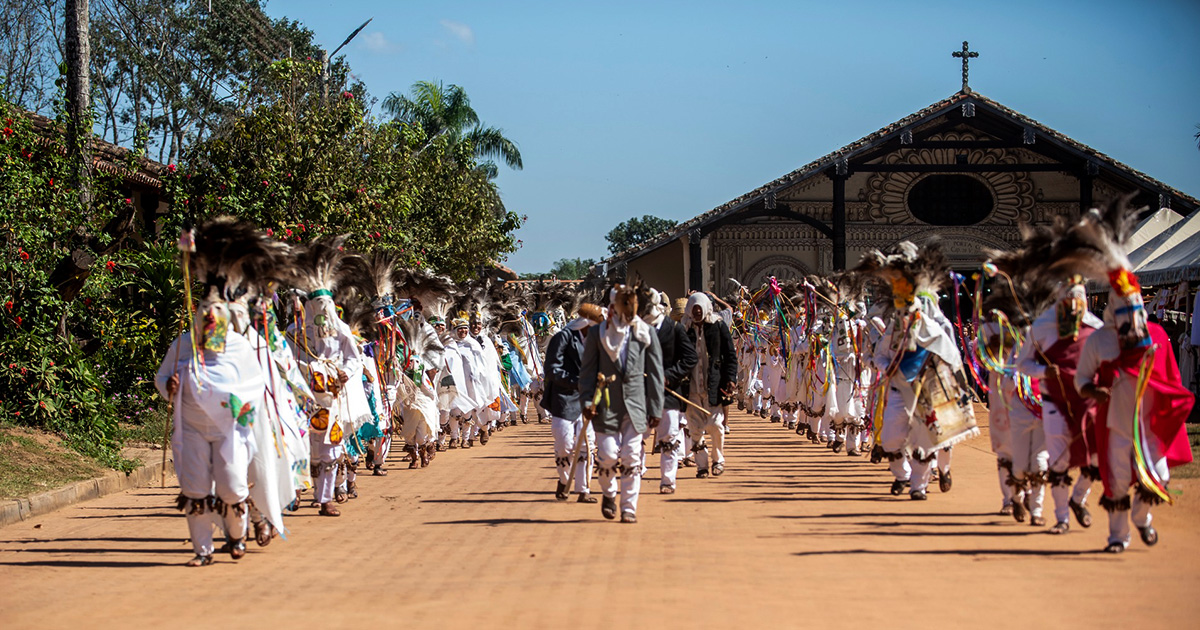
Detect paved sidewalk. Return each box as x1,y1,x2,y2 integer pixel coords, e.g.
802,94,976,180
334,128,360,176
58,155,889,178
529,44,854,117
0,410,1197,629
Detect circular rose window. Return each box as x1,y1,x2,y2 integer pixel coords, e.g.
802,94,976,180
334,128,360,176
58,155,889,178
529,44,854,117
907,175,993,225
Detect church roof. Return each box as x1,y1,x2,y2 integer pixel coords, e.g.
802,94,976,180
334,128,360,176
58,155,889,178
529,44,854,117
605,90,1200,265
23,110,165,189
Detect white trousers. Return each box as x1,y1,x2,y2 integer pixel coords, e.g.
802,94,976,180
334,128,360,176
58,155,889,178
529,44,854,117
1008,399,1047,517
1105,377,1169,547
596,419,644,515
881,384,919,487
176,420,252,555
1043,399,1095,523
688,403,726,471
655,408,685,488
552,414,594,494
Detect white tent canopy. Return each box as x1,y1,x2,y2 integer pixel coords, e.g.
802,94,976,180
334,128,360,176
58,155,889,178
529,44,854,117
1134,209,1200,285
1128,207,1184,252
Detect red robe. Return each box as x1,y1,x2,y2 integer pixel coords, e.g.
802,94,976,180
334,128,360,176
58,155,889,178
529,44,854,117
1041,328,1098,469
1094,322,1195,497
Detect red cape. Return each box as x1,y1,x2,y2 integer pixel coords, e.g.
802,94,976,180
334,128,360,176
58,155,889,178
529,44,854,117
1041,328,1098,469
1094,322,1195,497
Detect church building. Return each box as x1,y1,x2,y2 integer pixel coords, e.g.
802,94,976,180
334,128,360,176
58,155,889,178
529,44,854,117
603,47,1198,298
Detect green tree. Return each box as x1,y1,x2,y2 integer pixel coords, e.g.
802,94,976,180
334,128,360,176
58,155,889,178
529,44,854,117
382,80,522,179
550,257,595,280
605,215,677,255
172,59,523,281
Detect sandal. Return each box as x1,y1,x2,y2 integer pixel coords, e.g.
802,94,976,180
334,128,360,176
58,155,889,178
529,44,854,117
185,554,214,567
228,538,247,560
712,463,725,477
1138,525,1158,546
319,502,341,517
577,493,598,504
1069,498,1092,528
1103,542,1125,554
601,496,617,520
335,490,348,504
254,520,272,547
660,486,676,495
1049,521,1070,535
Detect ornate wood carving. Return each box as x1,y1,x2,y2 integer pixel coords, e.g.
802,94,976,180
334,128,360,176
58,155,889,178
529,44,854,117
864,131,1036,225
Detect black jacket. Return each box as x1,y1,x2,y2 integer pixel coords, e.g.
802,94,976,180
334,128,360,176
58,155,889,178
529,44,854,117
688,320,739,407
539,327,585,419
656,318,698,410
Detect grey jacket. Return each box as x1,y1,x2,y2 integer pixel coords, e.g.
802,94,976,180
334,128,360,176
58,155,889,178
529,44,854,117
579,323,664,434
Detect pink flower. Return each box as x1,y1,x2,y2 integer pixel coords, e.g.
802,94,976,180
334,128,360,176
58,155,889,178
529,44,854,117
261,180,269,187
18,250,29,261
105,261,117,273
4,300,11,311
342,91,354,100
124,198,132,205
285,228,293,238
167,164,177,173
266,228,273,237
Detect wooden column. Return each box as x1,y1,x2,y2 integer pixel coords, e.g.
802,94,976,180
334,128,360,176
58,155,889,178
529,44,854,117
831,163,847,271
688,229,703,292
1079,160,1097,216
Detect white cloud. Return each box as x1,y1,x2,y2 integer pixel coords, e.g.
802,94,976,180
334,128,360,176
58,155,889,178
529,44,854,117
361,31,398,54
439,19,475,45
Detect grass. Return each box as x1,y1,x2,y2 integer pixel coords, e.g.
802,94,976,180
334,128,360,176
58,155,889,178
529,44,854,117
1173,422,1200,480
119,407,171,448
0,425,104,500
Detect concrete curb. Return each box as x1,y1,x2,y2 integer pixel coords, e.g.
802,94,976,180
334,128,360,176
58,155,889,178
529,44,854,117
0,455,175,529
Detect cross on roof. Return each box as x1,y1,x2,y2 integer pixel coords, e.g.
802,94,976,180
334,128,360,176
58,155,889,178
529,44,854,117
952,41,979,93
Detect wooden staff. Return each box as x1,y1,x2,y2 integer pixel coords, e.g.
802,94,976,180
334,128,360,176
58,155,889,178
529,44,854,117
567,374,615,490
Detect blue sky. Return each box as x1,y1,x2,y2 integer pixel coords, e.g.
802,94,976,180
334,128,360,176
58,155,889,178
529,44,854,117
263,0,1200,274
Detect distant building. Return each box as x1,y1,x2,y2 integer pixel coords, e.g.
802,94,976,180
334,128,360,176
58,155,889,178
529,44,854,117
603,90,1198,297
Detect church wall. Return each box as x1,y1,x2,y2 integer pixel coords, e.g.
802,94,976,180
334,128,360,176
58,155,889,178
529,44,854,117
626,238,687,299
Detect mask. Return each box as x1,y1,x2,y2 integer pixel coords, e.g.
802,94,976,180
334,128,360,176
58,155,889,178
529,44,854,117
309,295,337,339
196,300,229,353
1106,269,1150,351
891,276,915,311
1055,282,1086,340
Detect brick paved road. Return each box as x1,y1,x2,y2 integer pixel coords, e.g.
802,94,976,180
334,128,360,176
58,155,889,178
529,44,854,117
1,409,1198,629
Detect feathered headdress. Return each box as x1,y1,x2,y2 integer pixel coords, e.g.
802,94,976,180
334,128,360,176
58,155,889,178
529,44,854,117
394,267,459,323
190,216,292,302
288,235,353,298
853,239,950,311
396,315,445,377
1046,195,1143,283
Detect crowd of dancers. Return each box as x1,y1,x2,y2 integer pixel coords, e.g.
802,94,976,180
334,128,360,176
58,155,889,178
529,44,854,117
156,196,1193,565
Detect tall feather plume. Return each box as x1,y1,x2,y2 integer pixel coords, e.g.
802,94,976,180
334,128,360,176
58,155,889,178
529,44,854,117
395,267,459,320
190,216,292,300
288,234,352,294
1046,194,1145,281
397,316,445,373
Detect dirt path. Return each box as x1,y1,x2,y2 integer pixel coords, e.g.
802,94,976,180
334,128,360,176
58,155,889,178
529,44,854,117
1,409,1197,629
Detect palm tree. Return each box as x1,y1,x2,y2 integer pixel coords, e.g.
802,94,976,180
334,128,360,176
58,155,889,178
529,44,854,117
383,80,522,176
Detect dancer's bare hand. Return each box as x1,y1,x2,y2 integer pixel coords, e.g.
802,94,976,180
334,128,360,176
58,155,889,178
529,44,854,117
166,374,179,398
1043,364,1060,381
337,369,350,384
582,405,597,421
648,416,660,429
1081,384,1109,404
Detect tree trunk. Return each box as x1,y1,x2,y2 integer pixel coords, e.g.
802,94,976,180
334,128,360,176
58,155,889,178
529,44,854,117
64,0,93,217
